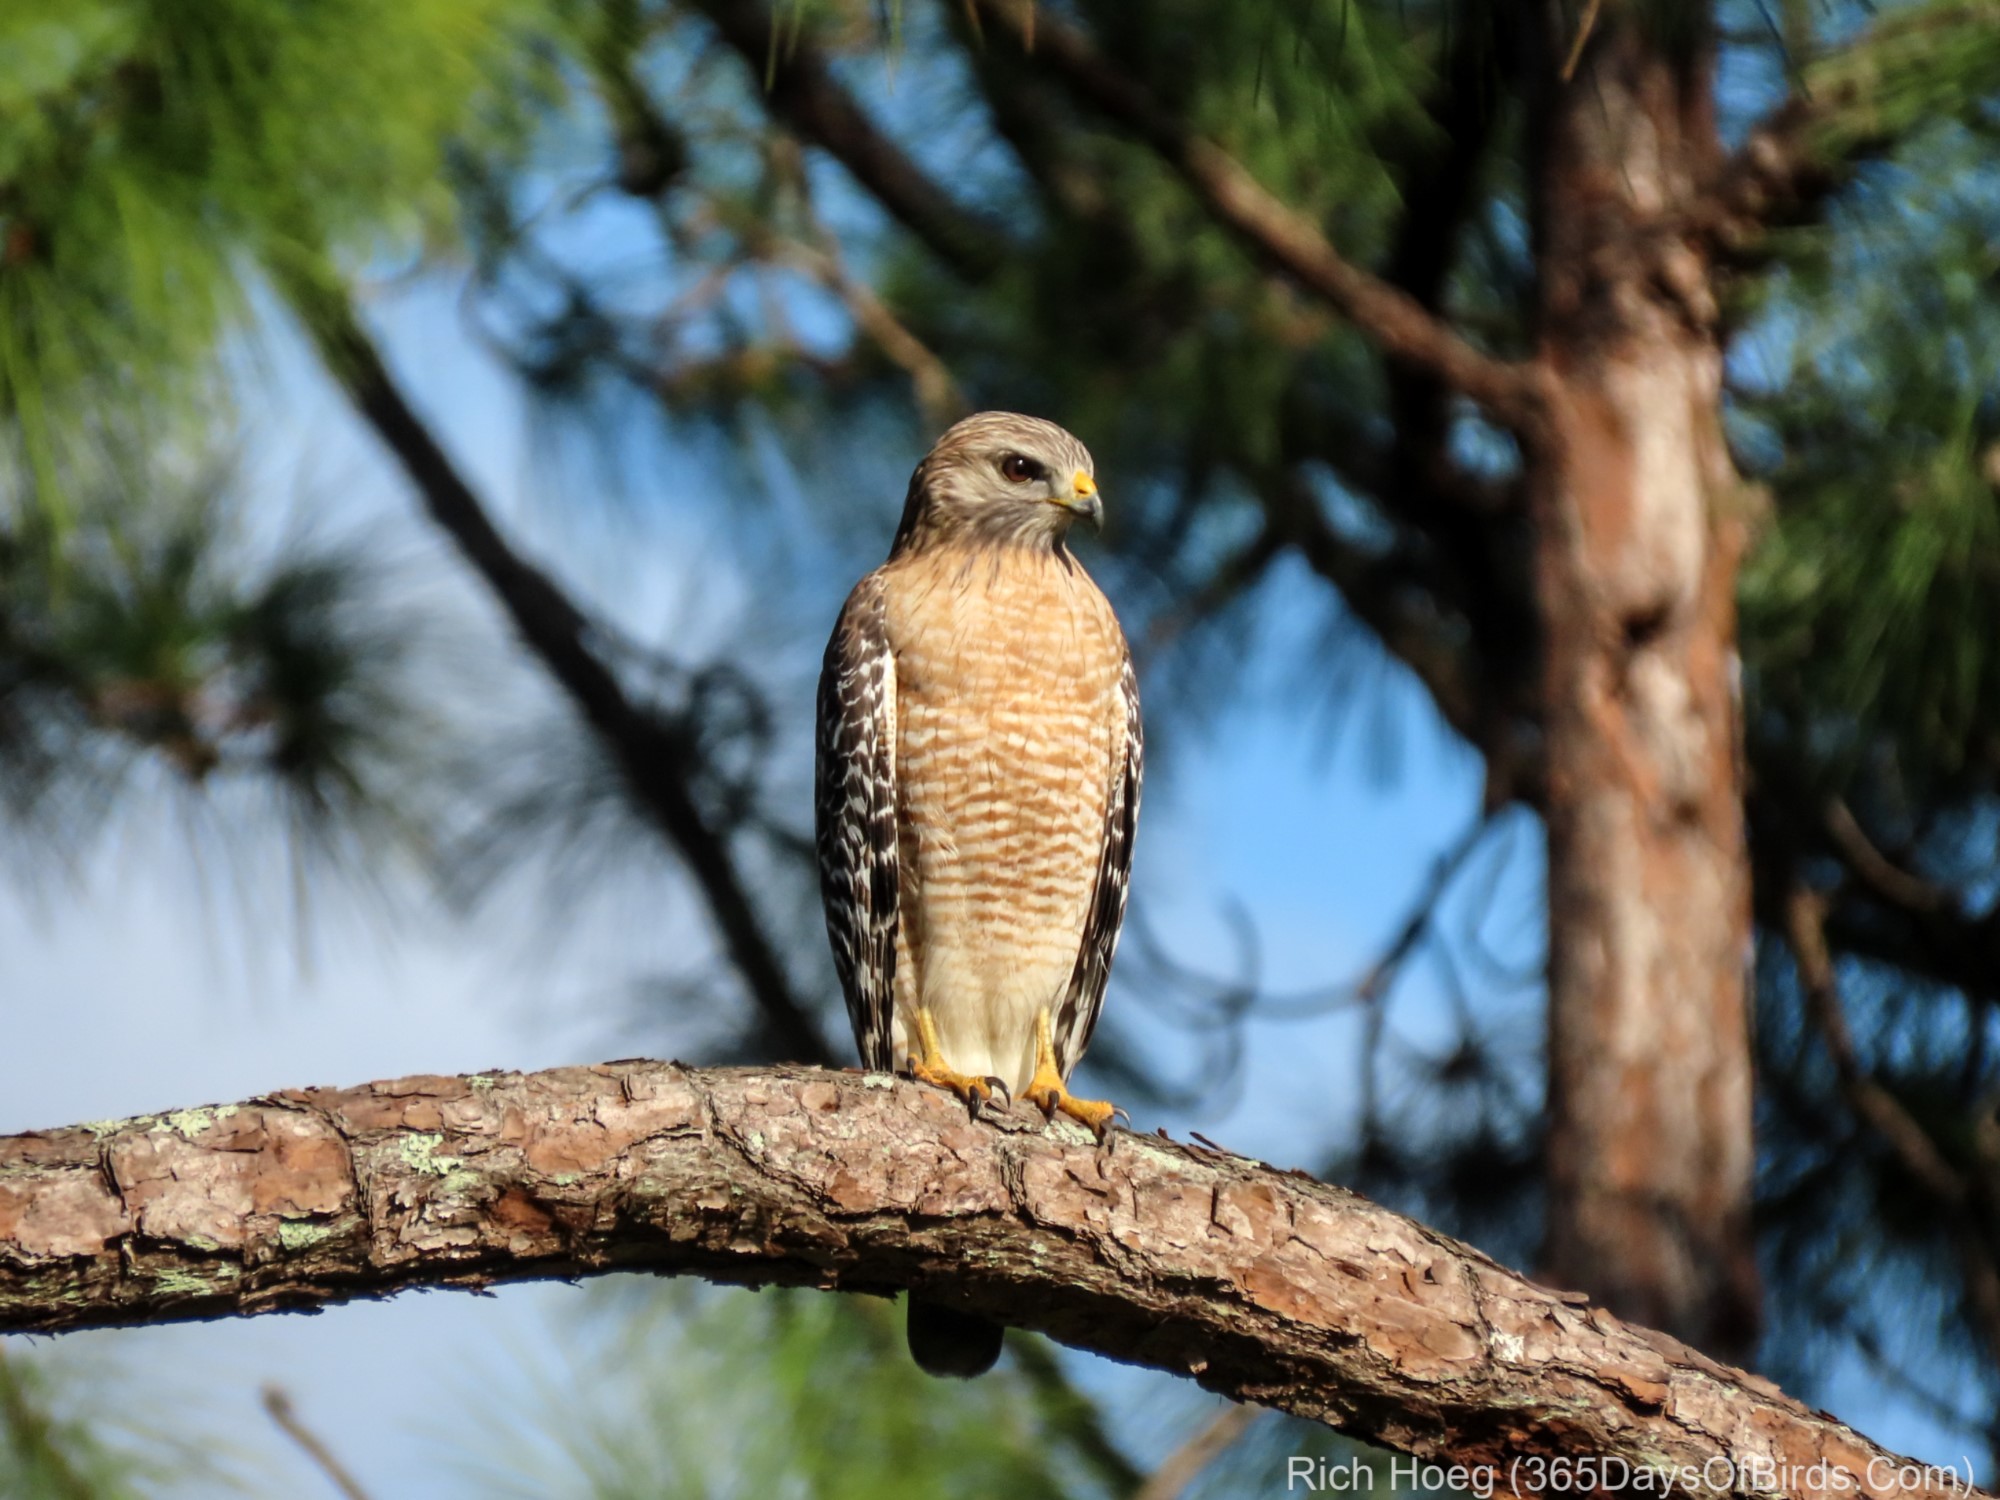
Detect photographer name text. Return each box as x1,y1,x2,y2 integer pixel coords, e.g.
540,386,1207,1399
1285,1454,1980,1496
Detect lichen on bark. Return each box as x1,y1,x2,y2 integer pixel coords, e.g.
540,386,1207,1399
0,1061,1973,1500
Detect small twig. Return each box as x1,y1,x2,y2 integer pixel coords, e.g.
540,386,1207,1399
1126,810,1494,1075
1453,813,1547,993
1253,468,1489,750
1823,800,1951,915
689,0,1007,282
1806,1290,1988,1440
1133,1401,1260,1500
1351,814,1493,1006
1784,884,1965,1206
774,168,967,426
262,1385,375,1500
1560,0,1604,81
1139,518,1285,666
1784,881,2000,1379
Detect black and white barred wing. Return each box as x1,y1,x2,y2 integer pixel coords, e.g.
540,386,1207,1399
1055,653,1143,1078
815,574,899,1073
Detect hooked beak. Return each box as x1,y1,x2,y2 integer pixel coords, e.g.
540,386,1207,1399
1056,470,1103,530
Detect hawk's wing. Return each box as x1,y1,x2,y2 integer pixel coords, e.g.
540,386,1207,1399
1054,653,1143,1077
815,574,899,1072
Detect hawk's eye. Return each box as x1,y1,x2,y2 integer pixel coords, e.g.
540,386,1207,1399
998,453,1041,484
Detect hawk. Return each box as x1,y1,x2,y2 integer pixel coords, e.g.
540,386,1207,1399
815,412,1143,1376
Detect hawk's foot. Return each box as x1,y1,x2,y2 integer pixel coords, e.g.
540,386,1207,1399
1022,1007,1124,1138
910,1055,1006,1113
909,1008,1007,1115
1021,1063,1124,1138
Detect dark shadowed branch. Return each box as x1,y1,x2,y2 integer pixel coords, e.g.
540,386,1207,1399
965,0,1545,431
1707,0,2000,265
1783,884,2000,1370
276,265,835,1067
684,0,1009,283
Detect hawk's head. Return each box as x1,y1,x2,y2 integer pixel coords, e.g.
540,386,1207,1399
892,411,1101,554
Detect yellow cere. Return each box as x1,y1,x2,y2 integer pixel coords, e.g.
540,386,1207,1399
1072,471,1097,497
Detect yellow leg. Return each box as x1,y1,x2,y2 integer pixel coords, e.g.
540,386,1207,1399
908,1008,1003,1112
1020,1009,1122,1137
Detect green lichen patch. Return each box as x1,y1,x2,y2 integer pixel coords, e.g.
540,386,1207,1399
160,1105,242,1139
152,1265,237,1296
396,1132,464,1177
277,1220,337,1252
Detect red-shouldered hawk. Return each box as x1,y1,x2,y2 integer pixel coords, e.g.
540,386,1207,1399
816,412,1143,1376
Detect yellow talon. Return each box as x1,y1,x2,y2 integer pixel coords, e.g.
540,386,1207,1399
908,1009,1001,1111
1020,1010,1122,1137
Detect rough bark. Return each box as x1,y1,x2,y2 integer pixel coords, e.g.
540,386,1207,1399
1528,10,1760,1360
0,1063,1972,1500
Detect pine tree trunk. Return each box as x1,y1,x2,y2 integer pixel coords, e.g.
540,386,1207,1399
1527,5,1760,1360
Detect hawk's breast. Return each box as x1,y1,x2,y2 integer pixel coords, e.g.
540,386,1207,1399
880,544,1130,1090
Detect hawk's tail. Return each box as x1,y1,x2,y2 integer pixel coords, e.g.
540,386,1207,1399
906,1295,1004,1378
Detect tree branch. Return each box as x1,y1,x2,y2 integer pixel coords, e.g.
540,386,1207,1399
684,0,1009,283
1822,801,1954,918
0,1062,1973,1500
1706,0,2000,259
1784,884,1968,1206
277,266,834,1067
1250,469,1540,807
966,0,1545,432
1790,794,2000,1014
262,1386,376,1500
1132,1402,1257,1500
1784,882,2000,1382
764,140,970,427
1378,10,1515,515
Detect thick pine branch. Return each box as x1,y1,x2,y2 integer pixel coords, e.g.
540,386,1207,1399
0,1061,1974,1500
967,0,1545,432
